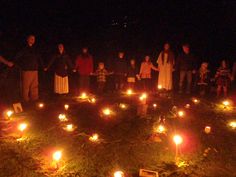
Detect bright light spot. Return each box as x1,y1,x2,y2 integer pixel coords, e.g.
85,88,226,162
157,85,162,90
222,100,230,106
178,111,185,117
18,123,27,132
229,121,236,129
119,103,127,109
156,125,166,133
173,135,183,145
64,104,69,110
80,92,88,99
58,114,68,122
114,171,124,177
176,160,189,168
89,133,99,142
126,89,133,95
38,103,44,108
192,98,200,104
53,151,62,161
65,124,74,132
204,126,211,134
103,108,111,116
153,103,157,108
90,98,96,103
185,104,190,109
6,110,14,117
139,93,147,101
16,137,27,142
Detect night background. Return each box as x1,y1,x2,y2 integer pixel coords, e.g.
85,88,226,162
0,0,236,65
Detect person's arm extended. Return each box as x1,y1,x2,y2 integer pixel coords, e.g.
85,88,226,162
0,55,14,67
151,63,159,71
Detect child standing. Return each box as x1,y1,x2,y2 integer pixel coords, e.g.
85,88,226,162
139,55,158,91
127,59,140,89
93,62,111,94
215,60,231,97
196,62,210,96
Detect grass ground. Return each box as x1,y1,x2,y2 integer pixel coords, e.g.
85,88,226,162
0,92,235,177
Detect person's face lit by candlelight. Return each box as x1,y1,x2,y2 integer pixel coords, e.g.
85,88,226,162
58,44,64,54
27,35,35,47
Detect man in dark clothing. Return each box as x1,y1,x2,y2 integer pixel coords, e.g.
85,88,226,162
176,44,197,94
15,35,42,102
114,52,127,90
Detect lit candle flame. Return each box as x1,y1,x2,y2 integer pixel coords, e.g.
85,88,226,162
18,123,28,132
173,135,183,145
53,151,62,161
89,133,99,142
114,171,124,177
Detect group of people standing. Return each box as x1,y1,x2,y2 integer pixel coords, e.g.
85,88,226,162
1,34,236,103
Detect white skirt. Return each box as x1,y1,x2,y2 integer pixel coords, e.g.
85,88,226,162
54,74,69,94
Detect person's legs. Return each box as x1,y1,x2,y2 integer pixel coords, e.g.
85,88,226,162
217,85,221,97
22,71,31,102
223,86,227,97
179,71,186,93
30,71,39,101
186,71,193,94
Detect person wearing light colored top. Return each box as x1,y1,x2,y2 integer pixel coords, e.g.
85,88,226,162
139,55,158,91
156,42,175,91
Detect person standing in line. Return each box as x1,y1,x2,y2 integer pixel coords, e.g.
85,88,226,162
126,59,140,89
114,51,127,91
139,55,158,91
215,60,231,97
75,47,93,93
156,42,175,91
15,34,43,102
176,43,197,94
44,43,75,95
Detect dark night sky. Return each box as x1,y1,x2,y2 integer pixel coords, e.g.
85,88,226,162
0,0,236,66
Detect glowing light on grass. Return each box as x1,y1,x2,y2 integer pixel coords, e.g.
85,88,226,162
126,89,133,95
119,103,127,109
18,123,28,132
229,121,236,129
5,110,14,118
173,135,183,145
64,104,69,110
63,124,75,132
156,125,166,134
173,134,183,162
192,98,200,104
139,93,147,101
90,98,96,103
58,114,68,122
103,108,111,116
222,100,230,106
38,103,44,108
157,85,162,90
204,126,211,134
114,171,124,177
185,104,190,109
177,110,185,117
53,151,62,161
89,133,99,142
80,92,88,99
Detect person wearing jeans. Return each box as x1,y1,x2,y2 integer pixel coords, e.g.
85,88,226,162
176,43,197,94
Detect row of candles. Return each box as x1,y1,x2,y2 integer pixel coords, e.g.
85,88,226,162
2,91,236,176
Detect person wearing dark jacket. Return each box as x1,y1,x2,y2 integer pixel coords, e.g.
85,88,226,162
114,52,127,90
176,43,197,94
45,44,75,95
127,59,139,89
15,35,43,102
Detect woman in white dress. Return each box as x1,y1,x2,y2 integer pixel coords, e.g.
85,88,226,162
156,43,175,91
